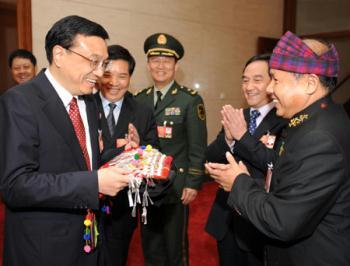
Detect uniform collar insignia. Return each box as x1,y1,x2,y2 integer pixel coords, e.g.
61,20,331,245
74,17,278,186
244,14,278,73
289,114,309,128
279,142,285,156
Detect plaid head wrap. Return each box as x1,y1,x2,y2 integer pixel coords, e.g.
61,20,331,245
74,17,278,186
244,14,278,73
270,31,339,77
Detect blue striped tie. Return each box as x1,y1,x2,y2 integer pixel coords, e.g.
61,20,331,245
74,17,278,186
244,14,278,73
248,110,261,135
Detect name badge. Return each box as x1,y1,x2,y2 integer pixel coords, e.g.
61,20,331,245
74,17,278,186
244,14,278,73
260,134,276,149
157,126,172,138
157,121,172,138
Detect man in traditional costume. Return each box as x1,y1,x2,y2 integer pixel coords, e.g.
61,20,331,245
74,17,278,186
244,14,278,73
206,31,350,266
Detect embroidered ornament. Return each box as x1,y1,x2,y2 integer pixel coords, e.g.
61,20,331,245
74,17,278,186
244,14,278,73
83,209,99,253
100,145,173,224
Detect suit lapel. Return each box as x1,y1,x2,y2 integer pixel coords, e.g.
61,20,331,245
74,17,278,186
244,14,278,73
94,92,136,149
154,82,177,117
115,92,135,139
243,108,250,124
84,95,99,170
254,108,279,138
94,93,113,144
36,72,88,170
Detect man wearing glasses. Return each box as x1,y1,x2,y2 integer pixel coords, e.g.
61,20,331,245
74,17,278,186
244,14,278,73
0,15,130,266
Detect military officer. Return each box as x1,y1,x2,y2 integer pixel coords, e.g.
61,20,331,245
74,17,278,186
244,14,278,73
206,32,350,266
134,33,207,266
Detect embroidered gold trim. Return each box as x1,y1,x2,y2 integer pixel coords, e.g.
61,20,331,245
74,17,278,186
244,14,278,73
189,168,203,172
279,142,285,156
289,114,309,128
188,169,204,175
147,48,179,59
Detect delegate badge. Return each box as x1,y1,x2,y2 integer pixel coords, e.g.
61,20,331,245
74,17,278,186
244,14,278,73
157,121,172,138
260,133,276,149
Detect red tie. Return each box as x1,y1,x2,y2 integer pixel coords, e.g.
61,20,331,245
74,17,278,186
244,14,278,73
69,97,91,170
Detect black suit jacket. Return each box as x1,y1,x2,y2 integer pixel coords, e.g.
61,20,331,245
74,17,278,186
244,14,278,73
228,96,350,266
205,107,286,252
95,91,158,163
0,71,101,266
94,91,158,237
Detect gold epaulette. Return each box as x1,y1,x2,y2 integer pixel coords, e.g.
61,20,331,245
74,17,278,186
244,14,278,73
134,87,152,96
179,85,198,96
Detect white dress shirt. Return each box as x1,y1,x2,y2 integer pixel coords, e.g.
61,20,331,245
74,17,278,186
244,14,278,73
153,80,174,105
227,101,275,151
250,101,275,129
99,92,124,125
45,68,92,169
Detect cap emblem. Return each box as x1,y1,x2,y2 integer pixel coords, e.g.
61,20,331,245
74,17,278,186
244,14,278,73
157,34,167,45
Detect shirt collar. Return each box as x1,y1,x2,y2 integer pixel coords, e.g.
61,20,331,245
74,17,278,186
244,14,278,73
99,91,124,110
250,101,275,118
154,80,174,97
45,68,74,109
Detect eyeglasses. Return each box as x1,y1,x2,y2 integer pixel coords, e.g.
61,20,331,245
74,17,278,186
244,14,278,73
67,48,109,71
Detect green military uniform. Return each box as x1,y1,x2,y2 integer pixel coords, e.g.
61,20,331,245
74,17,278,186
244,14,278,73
135,83,207,202
134,33,207,266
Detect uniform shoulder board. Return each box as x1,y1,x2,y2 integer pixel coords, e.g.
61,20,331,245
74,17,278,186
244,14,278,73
134,87,152,96
179,85,198,96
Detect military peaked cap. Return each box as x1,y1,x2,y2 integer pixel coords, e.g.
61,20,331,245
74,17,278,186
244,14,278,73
144,33,184,60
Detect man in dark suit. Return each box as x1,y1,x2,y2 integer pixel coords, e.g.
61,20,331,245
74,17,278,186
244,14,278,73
134,33,207,266
0,16,130,266
94,44,158,266
206,32,350,266
205,54,286,266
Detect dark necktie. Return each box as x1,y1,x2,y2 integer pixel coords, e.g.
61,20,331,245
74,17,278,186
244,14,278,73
154,91,162,110
248,109,261,135
107,103,116,136
69,98,91,170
